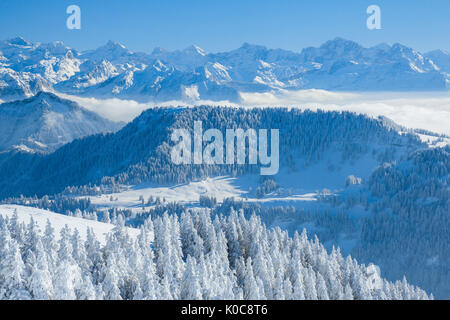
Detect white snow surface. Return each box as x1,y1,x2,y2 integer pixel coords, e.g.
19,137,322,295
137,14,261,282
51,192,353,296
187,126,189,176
0,204,140,244
87,150,378,212
89,176,248,209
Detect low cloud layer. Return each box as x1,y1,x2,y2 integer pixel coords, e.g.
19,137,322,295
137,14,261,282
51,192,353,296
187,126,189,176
59,90,450,136
242,90,450,135
58,94,239,123
57,94,153,123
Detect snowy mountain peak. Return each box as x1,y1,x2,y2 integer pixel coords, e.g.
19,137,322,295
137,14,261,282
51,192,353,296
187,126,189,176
317,37,364,56
104,40,128,51
183,45,207,56
6,36,34,48
371,42,392,52
82,41,132,62
38,41,73,56
29,91,78,110
152,47,167,54
240,42,266,49
98,41,131,57
425,49,450,73
33,90,58,100
0,92,122,153
238,42,268,54
320,37,362,51
390,43,417,56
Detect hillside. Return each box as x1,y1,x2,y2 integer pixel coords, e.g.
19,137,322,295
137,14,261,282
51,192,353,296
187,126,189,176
0,205,139,244
0,106,424,198
0,92,122,153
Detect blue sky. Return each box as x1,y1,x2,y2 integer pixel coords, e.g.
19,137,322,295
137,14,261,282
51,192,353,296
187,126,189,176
0,0,448,53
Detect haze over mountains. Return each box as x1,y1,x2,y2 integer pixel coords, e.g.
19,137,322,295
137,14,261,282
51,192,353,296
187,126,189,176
0,36,449,103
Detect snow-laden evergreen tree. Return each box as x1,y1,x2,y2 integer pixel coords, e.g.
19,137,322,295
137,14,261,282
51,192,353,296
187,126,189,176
180,256,202,300
0,237,31,299
0,207,432,300
26,239,53,299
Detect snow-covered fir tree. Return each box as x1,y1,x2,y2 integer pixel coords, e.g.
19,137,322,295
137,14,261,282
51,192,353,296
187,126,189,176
0,208,432,300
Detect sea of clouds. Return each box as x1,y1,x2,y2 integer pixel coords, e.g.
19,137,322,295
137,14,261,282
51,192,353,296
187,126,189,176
59,90,450,136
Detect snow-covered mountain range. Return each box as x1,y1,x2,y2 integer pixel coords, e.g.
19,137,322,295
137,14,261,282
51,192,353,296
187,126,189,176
0,37,449,103
0,91,122,153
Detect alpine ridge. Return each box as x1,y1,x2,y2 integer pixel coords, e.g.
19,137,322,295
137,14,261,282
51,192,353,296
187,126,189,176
0,37,448,102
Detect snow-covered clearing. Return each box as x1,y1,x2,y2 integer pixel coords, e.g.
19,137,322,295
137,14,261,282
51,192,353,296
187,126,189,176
85,150,379,212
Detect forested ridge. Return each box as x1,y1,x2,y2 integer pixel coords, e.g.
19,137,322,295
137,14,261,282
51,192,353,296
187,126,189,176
0,107,423,198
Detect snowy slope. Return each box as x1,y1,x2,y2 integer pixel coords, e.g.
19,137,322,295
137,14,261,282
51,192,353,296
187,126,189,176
0,68,51,101
87,149,379,211
425,49,450,88
0,204,140,243
89,176,248,210
0,91,123,152
425,49,450,73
